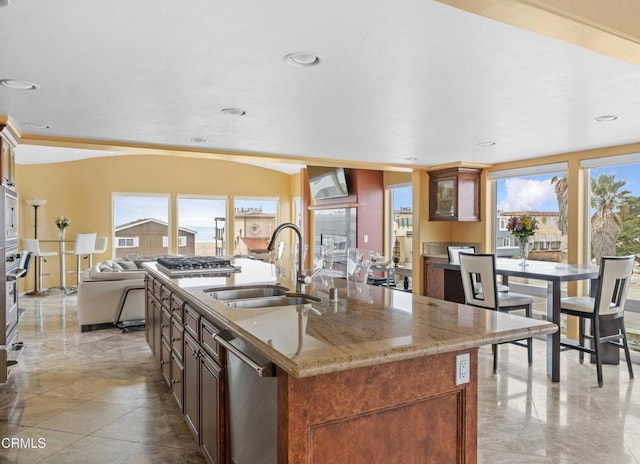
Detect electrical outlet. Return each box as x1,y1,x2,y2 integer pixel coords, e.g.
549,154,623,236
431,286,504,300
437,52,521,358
456,353,470,385
363,234,368,243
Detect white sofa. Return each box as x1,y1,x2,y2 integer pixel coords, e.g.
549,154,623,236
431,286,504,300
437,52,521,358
77,261,146,332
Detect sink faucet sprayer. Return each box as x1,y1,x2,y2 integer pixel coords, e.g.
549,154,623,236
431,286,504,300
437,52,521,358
267,223,308,292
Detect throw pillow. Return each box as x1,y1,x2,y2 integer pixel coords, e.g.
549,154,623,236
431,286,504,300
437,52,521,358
119,261,138,270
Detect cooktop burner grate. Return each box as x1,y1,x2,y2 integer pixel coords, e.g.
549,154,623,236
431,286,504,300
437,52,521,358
156,256,240,276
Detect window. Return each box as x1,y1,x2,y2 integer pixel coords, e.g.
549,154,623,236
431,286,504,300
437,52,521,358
177,197,228,256
233,198,278,257
490,164,568,318
492,165,567,264
582,155,640,350
116,237,139,248
162,236,186,247
113,194,169,258
388,184,412,265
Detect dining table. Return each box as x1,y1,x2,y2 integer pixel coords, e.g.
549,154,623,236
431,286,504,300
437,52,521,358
434,257,600,382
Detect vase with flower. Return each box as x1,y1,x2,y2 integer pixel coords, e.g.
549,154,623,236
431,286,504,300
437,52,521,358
506,214,538,266
55,216,71,240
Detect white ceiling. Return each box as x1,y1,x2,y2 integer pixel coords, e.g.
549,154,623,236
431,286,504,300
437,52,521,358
2,0,640,170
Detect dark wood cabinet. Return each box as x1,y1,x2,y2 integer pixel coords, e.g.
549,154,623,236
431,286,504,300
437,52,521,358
200,349,224,464
428,167,481,221
160,340,171,386
171,353,184,410
145,276,226,464
423,256,446,299
0,126,16,190
184,333,201,443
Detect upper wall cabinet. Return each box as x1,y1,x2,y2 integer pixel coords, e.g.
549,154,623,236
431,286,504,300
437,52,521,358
0,125,17,190
428,167,481,221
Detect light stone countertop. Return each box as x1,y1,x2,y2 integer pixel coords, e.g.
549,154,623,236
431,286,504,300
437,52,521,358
145,259,557,378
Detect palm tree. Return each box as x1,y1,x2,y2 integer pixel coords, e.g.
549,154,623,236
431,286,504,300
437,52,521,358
551,175,568,236
590,173,630,264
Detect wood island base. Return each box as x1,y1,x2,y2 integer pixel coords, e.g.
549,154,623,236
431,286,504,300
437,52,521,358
277,349,478,464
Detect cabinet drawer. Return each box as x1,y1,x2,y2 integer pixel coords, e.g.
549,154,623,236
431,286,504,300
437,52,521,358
151,278,163,300
184,305,200,339
160,286,172,309
161,308,171,343
170,294,185,323
171,318,184,360
171,353,184,412
200,319,222,364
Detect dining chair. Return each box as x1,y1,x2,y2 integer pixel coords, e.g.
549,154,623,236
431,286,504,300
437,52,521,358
22,239,58,294
560,255,635,387
458,252,534,372
447,246,475,265
90,236,109,267
448,245,509,293
64,233,98,285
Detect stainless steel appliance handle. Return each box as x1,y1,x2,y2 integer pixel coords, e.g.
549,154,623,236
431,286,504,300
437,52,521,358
213,334,276,378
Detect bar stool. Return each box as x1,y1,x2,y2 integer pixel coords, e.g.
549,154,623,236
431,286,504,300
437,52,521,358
90,236,108,267
64,233,97,285
22,239,58,294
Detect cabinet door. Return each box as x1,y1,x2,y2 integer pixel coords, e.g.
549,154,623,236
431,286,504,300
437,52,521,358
161,339,172,387
0,135,15,188
201,352,224,464
171,353,184,411
145,289,154,352
428,168,480,221
153,300,163,362
424,257,445,299
184,333,201,444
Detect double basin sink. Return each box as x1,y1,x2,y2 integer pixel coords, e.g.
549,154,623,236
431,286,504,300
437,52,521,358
206,284,320,309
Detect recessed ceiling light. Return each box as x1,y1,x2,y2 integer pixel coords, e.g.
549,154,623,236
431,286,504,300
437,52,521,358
0,0,10,8
187,137,208,144
221,108,246,117
23,122,51,129
284,52,323,67
593,114,619,122
477,141,496,147
0,79,39,90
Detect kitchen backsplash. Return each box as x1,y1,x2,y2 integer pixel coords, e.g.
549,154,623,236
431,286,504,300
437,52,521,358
422,241,482,256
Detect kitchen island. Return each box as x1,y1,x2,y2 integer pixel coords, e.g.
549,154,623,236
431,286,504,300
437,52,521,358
143,258,556,464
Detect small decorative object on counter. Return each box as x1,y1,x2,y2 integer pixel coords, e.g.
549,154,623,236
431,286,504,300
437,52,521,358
506,214,538,266
54,216,71,240
392,238,401,266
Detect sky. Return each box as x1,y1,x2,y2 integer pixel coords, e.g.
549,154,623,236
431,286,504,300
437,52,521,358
393,185,412,210
497,164,640,213
113,195,279,242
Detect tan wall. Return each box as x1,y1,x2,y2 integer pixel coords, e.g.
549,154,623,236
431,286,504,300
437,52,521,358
17,154,294,290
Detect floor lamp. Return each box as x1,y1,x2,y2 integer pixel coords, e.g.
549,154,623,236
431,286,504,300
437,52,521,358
26,198,47,294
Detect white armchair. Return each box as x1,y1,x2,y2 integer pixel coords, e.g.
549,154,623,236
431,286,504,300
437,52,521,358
77,264,146,332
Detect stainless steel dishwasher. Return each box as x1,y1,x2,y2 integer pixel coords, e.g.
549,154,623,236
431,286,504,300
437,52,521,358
215,332,277,464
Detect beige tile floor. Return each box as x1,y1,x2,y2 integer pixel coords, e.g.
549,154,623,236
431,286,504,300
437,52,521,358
1,293,639,463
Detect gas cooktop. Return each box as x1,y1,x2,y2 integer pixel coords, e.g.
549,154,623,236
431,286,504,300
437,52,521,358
156,256,241,277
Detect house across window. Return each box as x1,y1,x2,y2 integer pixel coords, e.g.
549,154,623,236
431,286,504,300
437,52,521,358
117,237,139,248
